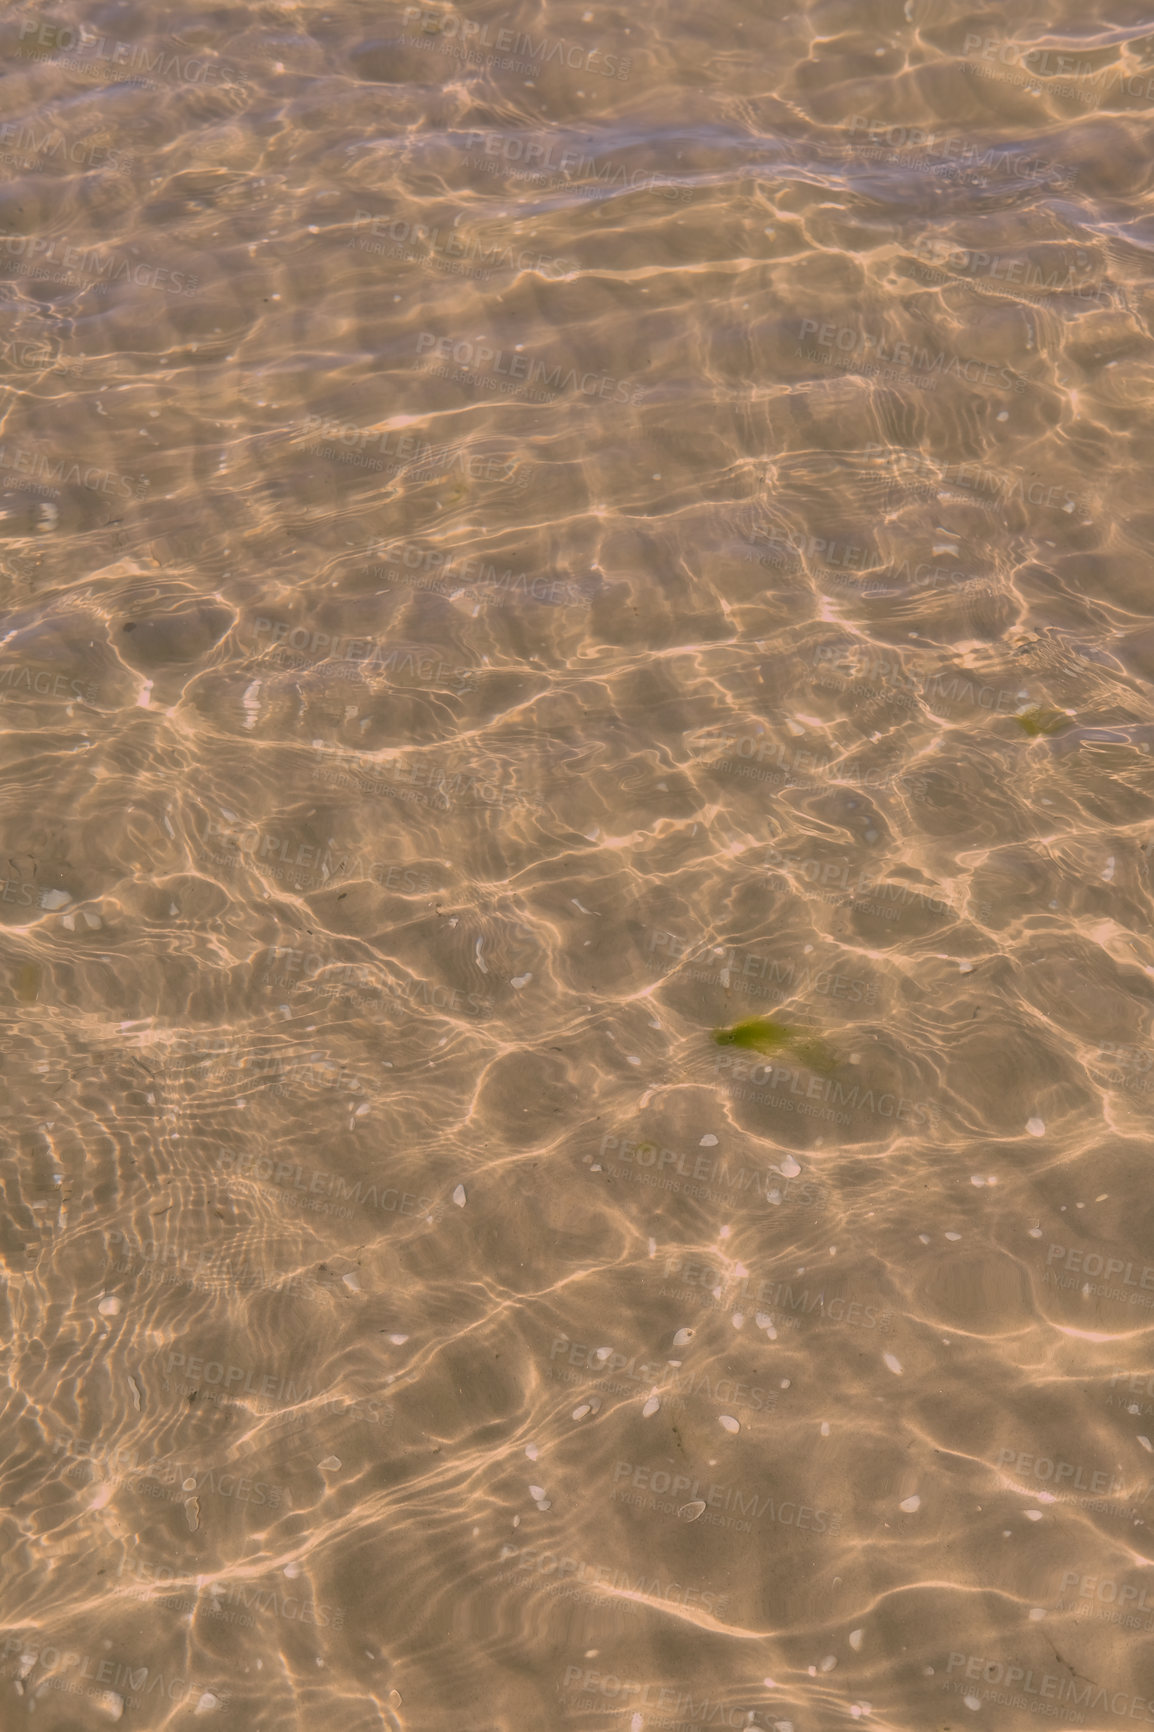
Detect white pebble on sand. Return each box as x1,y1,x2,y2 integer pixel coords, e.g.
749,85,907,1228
719,1415,740,1433
452,1185,467,1206
1027,1117,1045,1136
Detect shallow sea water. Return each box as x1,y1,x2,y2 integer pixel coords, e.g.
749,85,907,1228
3,1,1154,1728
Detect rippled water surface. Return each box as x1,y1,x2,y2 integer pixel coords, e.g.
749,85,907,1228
4,1,1154,1727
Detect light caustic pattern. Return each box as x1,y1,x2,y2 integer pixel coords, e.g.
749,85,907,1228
1,2,1154,1730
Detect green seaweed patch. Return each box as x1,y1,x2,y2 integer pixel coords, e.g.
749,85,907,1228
1013,705,1070,737
712,1017,838,1075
